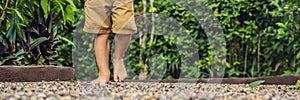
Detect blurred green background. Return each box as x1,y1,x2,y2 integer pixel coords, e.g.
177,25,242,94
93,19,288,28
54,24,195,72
0,0,299,80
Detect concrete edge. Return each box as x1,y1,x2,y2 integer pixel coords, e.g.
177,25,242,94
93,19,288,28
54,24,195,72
0,65,75,82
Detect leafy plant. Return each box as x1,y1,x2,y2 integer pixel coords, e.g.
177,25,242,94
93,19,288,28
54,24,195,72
53,79,60,82
282,67,300,76
1,0,299,80
68,79,76,82
295,80,300,89
242,80,265,93
0,0,79,66
248,80,265,88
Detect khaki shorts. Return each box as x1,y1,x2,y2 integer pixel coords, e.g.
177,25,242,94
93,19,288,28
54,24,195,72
83,0,137,34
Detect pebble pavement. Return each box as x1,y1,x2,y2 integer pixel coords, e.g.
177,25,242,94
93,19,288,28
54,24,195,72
0,81,299,100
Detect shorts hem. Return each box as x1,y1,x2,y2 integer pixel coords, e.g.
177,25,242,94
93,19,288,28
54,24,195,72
113,29,138,34
83,28,137,34
83,28,111,34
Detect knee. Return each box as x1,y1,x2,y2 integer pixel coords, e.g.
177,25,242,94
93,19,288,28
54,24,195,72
112,54,123,60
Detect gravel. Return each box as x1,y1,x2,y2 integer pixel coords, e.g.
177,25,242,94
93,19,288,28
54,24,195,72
0,81,299,100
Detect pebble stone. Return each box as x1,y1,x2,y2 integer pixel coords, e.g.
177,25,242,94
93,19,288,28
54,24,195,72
0,81,299,100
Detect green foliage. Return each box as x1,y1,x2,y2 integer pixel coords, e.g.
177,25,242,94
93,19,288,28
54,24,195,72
0,0,81,66
282,67,300,76
53,79,60,82
241,80,265,93
68,79,76,82
72,19,99,81
130,0,300,79
206,0,300,77
1,0,299,80
248,80,265,88
296,80,300,89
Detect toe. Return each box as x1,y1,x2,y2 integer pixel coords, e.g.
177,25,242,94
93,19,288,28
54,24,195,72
114,75,119,82
119,77,125,82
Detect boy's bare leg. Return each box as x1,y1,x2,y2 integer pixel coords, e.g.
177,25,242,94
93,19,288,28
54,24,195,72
91,33,111,84
113,34,131,82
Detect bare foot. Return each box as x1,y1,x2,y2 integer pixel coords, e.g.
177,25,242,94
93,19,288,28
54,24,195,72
90,75,110,85
113,59,128,82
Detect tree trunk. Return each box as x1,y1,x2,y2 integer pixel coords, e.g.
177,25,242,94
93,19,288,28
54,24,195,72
244,45,248,77
149,0,156,44
138,0,148,80
257,32,261,76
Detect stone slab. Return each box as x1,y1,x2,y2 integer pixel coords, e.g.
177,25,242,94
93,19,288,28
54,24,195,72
0,65,75,82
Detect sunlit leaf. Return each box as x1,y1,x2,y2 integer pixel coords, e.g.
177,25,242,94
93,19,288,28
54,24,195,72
296,68,300,74
248,80,265,87
296,52,300,59
40,0,49,18
65,5,75,23
58,35,75,47
282,70,293,76
276,22,287,28
15,10,23,21
66,0,76,7
296,80,300,89
277,29,285,35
